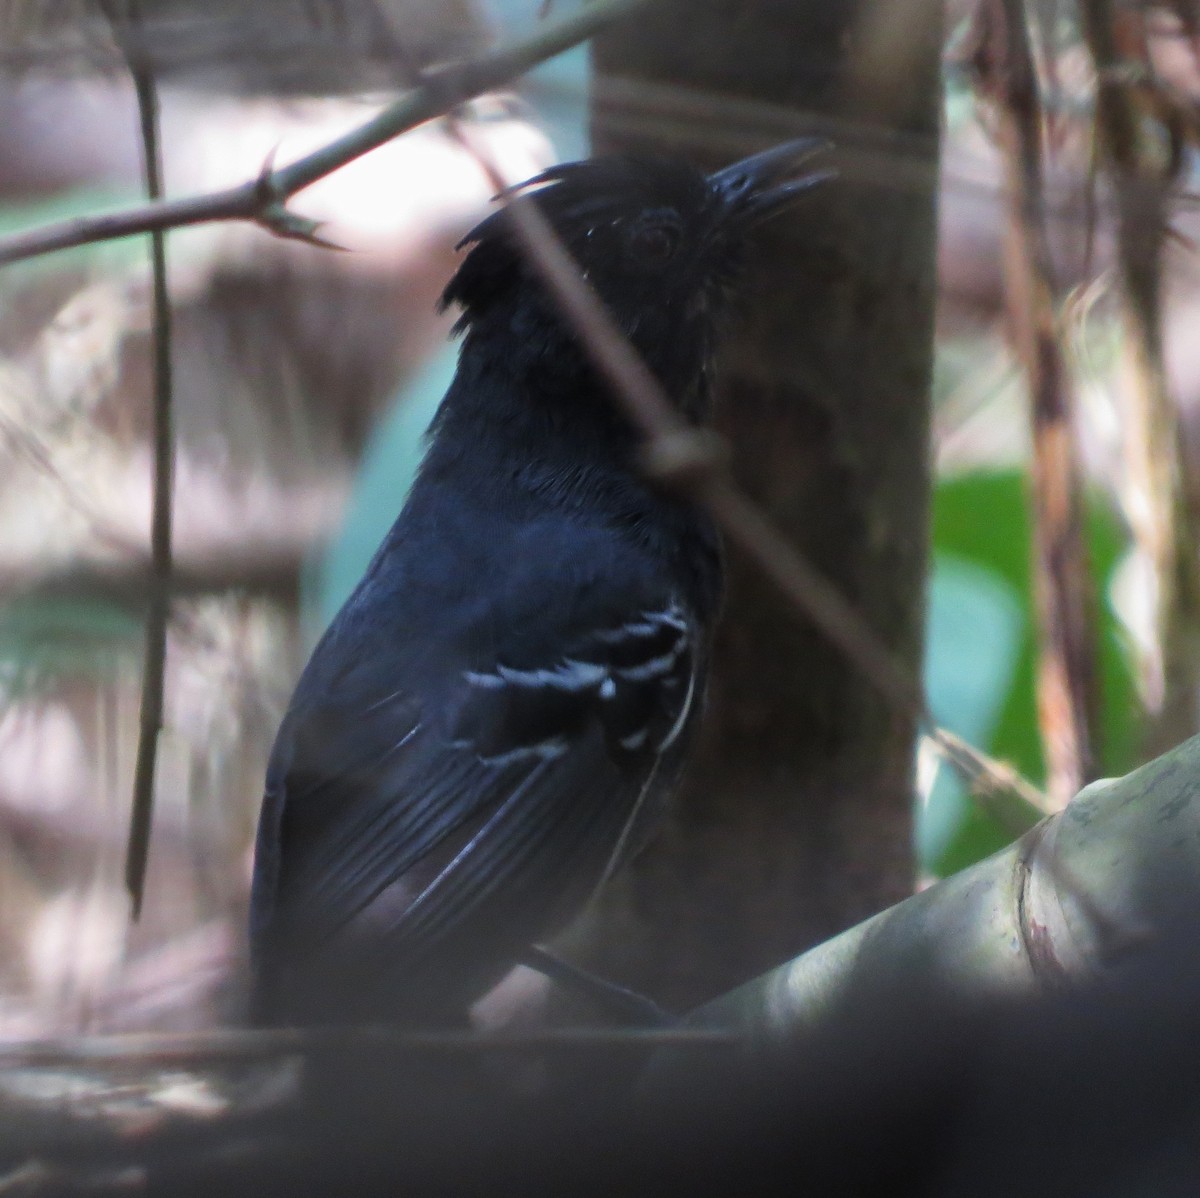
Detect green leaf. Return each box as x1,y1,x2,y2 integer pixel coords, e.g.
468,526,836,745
929,470,1139,874
918,555,1024,871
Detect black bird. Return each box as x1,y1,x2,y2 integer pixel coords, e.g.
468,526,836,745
249,139,830,1026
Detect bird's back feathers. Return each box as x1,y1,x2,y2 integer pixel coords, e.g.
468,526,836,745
251,492,712,1024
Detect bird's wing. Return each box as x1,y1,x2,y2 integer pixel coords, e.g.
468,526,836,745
254,597,701,972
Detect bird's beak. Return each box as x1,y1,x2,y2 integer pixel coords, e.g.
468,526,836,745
709,137,834,227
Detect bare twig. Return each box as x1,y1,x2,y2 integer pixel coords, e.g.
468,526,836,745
1080,0,1200,753
0,548,304,608
0,0,651,268
103,0,174,919
452,126,1050,821
971,0,1101,807
927,727,1053,828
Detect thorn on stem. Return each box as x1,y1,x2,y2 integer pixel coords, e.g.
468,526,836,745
254,145,282,205
258,206,348,251
253,148,347,250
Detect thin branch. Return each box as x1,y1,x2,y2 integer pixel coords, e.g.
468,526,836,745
0,548,304,607
973,0,1101,807
104,0,174,919
0,0,652,268
452,126,1050,821
927,727,1053,828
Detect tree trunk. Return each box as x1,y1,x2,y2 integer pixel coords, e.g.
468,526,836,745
579,0,943,1009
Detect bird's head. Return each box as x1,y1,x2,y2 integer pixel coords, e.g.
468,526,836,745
441,139,832,416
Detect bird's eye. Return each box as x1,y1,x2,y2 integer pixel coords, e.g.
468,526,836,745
628,221,681,266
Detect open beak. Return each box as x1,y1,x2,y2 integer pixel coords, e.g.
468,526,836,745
709,137,834,227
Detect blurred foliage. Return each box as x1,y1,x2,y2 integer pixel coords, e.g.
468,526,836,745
0,596,141,696
930,470,1139,875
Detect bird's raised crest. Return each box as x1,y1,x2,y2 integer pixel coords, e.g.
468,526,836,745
440,155,715,335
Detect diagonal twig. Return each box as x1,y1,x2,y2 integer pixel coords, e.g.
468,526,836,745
0,0,652,268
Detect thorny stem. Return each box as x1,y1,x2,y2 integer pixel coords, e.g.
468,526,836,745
0,0,653,267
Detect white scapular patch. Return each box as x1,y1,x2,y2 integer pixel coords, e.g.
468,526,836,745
497,659,608,690
647,606,689,632
465,659,607,692
478,738,570,767
614,644,685,682
593,619,657,643
460,600,696,760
